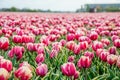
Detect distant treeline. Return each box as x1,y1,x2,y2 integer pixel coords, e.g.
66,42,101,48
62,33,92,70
0,6,120,13
0,7,72,13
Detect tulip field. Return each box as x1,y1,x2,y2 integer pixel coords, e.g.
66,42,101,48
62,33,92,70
0,12,120,80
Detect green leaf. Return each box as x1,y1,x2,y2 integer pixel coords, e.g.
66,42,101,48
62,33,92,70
92,74,109,80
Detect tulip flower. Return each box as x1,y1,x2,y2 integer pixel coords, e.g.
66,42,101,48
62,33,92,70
14,66,32,80
73,44,81,55
89,31,98,40
74,71,79,80
66,33,75,41
101,38,110,47
107,54,118,65
61,62,76,76
8,46,25,60
99,51,109,62
68,56,75,62
92,41,103,51
114,39,120,48
0,59,13,72
109,46,116,55
77,56,91,68
84,51,94,60
0,68,10,80
36,54,45,64
12,35,22,43
0,37,9,50
79,41,88,50
66,41,76,51
36,64,48,77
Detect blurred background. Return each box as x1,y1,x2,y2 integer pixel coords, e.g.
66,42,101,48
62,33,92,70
0,0,120,12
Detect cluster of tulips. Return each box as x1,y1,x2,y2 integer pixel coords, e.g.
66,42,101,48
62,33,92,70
0,12,120,80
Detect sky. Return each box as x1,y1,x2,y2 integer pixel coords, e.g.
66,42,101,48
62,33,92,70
0,0,120,11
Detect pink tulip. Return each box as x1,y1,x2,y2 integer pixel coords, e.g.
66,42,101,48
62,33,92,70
96,49,106,57
8,46,25,60
68,56,75,62
92,41,103,51
111,35,119,41
66,33,75,41
74,71,79,80
36,46,45,54
12,35,22,43
101,38,110,47
50,49,58,59
0,68,10,80
36,64,48,77
14,66,32,80
84,51,94,60
79,41,88,50
60,39,66,46
26,43,34,51
73,44,81,55
19,62,32,71
0,37,9,50
114,39,120,48
0,59,12,72
99,51,109,62
40,35,50,46
66,41,76,51
77,56,91,68
36,54,45,64
107,54,118,65
61,62,76,76
89,31,98,40
109,46,116,55
78,36,91,44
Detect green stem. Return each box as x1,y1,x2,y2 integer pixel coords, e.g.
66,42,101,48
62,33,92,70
84,68,87,80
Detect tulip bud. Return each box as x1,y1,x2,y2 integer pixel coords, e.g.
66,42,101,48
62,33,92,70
0,68,10,80
66,41,76,51
60,39,66,46
36,64,48,77
36,54,45,64
77,56,91,68
84,51,94,60
61,62,76,76
12,35,22,43
73,44,81,55
14,66,32,80
114,39,120,48
109,46,116,55
26,43,34,51
50,49,58,59
68,56,75,62
79,41,88,50
89,31,98,40
66,33,75,41
92,41,103,51
19,62,32,71
99,51,109,62
0,59,12,72
101,38,110,47
0,37,9,50
74,71,79,80
107,54,118,65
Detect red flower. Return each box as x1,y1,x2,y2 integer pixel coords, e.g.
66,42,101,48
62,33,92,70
77,56,91,68
61,62,76,76
0,37,9,50
36,64,48,77
0,68,10,80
